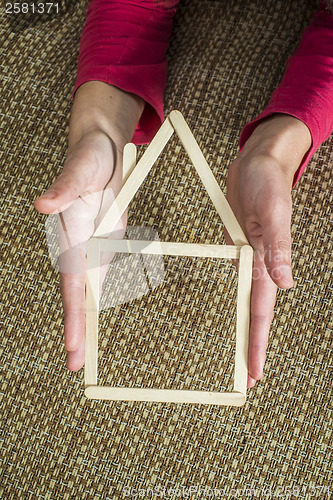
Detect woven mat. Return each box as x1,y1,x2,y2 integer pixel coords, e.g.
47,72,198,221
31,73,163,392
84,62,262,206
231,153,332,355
1,0,332,498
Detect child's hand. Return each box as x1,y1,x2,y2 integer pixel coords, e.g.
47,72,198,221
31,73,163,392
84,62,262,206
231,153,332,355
34,82,144,371
226,114,312,388
34,129,126,371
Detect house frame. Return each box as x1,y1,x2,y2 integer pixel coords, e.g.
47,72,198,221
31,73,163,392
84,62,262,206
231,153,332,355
84,111,253,406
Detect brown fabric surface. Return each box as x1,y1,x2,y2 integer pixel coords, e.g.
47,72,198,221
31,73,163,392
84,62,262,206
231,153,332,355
1,0,332,498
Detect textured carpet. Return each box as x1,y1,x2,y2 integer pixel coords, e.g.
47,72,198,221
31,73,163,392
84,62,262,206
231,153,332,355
1,0,332,498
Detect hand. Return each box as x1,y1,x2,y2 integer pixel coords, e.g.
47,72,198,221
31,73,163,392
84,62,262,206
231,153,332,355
226,114,312,388
34,129,126,371
34,82,144,371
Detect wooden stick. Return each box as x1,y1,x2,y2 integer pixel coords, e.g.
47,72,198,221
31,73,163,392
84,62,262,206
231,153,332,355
93,118,174,238
123,142,137,185
85,386,246,406
98,238,241,259
233,245,253,395
168,111,248,246
85,238,101,386
85,111,253,406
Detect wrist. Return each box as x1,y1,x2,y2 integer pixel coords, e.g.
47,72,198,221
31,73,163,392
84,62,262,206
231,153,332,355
68,81,145,153
240,113,312,183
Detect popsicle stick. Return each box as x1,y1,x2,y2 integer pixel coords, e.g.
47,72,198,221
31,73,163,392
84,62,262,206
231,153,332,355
93,118,174,238
98,239,241,260
85,237,252,405
122,142,137,185
85,386,246,406
85,238,101,386
233,245,253,394
168,110,248,246
85,111,254,406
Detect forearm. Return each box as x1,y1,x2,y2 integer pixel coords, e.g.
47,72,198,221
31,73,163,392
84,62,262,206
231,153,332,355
72,0,179,145
68,82,145,153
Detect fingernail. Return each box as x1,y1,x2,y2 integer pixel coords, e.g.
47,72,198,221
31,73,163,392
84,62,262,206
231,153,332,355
40,190,57,200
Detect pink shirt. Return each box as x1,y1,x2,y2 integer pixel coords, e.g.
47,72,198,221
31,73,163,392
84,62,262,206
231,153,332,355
73,0,333,187
73,0,179,144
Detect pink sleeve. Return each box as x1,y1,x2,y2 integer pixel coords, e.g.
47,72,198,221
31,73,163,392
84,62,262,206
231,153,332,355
72,0,179,145
239,2,333,187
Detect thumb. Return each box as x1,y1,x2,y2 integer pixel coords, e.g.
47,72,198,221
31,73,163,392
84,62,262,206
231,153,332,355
261,199,294,289
34,159,92,215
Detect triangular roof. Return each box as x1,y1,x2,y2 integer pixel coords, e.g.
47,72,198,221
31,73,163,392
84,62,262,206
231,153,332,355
93,111,248,247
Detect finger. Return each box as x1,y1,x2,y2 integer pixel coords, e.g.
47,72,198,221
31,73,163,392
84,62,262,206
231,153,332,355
260,198,294,289
66,340,85,372
60,269,86,353
58,199,96,356
247,375,256,389
248,253,277,381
